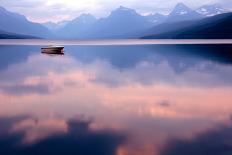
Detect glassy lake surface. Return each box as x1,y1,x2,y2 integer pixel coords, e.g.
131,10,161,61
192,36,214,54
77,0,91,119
0,42,232,155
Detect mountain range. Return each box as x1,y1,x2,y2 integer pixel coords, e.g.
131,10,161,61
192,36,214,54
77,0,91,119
0,3,231,39
43,20,69,33
0,6,53,38
196,4,227,17
142,13,232,39
165,3,203,23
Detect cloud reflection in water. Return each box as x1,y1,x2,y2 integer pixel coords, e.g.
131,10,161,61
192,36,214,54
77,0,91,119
0,44,232,154
0,116,125,155
160,120,232,155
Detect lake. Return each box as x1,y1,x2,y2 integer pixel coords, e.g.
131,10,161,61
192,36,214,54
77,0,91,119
0,40,232,155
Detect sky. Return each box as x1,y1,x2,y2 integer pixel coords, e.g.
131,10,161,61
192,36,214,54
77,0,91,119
0,0,231,23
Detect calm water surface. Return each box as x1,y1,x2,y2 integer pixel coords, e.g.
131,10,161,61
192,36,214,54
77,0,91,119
0,43,232,155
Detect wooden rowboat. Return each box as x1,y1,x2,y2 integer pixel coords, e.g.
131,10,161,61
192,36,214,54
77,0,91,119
41,46,64,54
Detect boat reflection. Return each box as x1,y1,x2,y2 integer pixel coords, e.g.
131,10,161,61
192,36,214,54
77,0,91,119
42,52,64,56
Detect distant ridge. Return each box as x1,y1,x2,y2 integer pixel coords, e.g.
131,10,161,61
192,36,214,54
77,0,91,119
196,4,227,17
43,21,69,32
0,3,230,39
57,14,97,38
142,13,232,39
0,6,53,38
56,3,229,39
0,30,38,39
57,6,153,39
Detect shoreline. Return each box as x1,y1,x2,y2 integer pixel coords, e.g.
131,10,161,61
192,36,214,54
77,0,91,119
0,39,232,46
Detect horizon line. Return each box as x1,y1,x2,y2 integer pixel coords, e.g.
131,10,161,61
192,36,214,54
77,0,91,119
0,39,232,46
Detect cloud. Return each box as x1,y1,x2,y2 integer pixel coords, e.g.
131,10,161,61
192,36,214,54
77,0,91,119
0,0,231,22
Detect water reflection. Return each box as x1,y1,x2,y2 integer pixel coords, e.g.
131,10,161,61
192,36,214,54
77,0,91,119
0,44,232,155
161,120,232,155
0,116,125,155
65,45,232,69
0,46,38,71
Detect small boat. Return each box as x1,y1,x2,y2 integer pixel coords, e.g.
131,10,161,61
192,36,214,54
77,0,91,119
41,46,64,54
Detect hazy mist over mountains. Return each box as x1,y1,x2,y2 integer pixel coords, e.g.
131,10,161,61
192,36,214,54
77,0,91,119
0,2,231,39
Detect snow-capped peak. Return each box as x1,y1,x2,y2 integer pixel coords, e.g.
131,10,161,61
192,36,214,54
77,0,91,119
196,4,227,17
114,6,137,14
111,6,138,16
145,13,166,24
118,6,132,11
170,3,192,16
